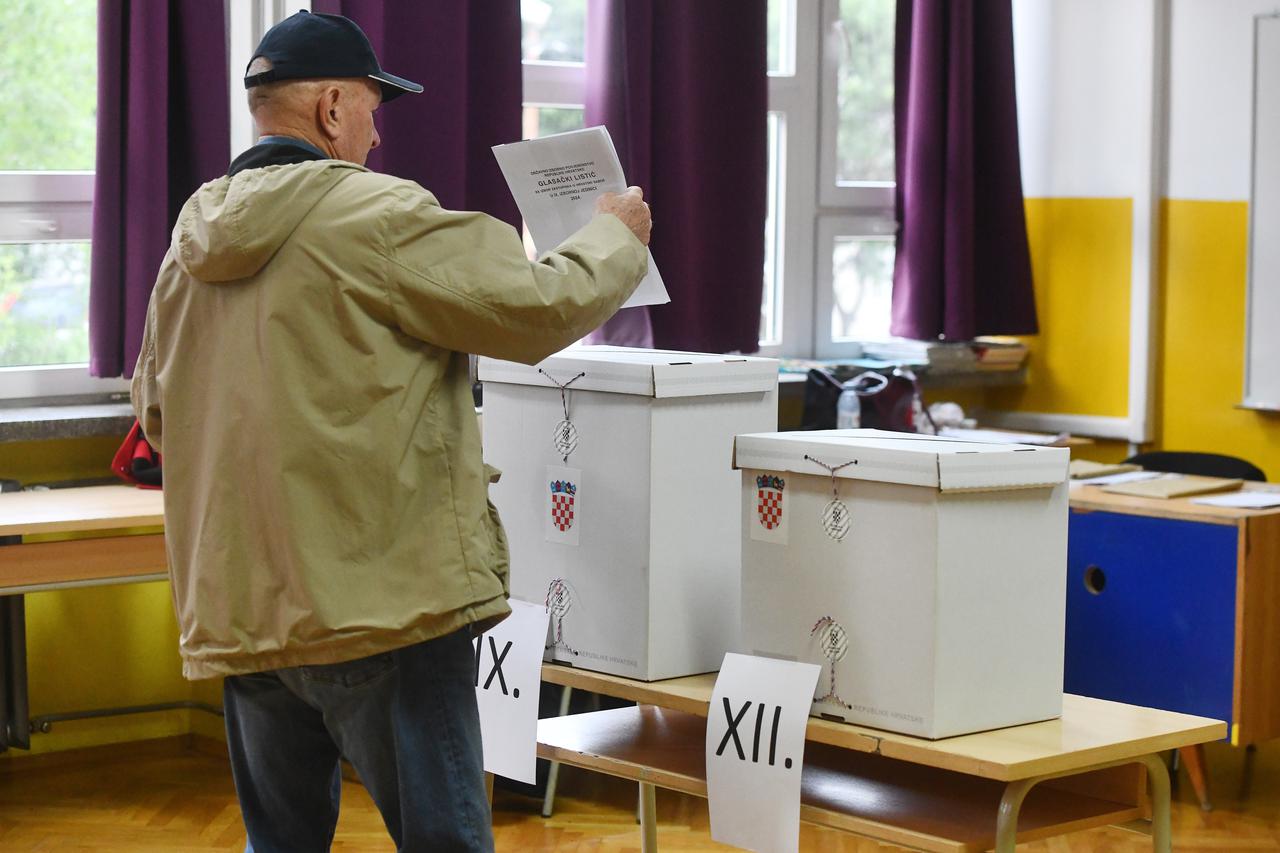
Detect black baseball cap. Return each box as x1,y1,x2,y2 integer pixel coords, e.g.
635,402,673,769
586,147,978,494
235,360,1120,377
244,11,423,102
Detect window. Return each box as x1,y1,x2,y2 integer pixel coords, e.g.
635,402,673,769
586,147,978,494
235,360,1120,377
521,0,587,140
520,1,588,258
0,0,122,398
227,1,312,159
762,0,897,358
514,0,897,357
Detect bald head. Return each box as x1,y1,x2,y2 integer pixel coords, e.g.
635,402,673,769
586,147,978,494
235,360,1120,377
245,57,382,166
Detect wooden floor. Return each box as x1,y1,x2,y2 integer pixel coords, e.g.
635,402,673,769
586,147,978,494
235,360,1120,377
3,736,1280,851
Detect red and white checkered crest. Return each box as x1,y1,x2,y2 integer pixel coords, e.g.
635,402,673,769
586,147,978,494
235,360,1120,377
550,479,577,532
756,474,785,530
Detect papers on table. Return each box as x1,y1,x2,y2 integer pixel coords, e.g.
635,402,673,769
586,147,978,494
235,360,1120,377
937,427,1066,446
492,126,669,310
1102,473,1242,499
1192,491,1280,509
1077,470,1166,486
1067,459,1141,480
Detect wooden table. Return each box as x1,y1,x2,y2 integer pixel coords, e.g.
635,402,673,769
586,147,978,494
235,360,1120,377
539,664,1225,853
0,485,167,750
1066,482,1280,809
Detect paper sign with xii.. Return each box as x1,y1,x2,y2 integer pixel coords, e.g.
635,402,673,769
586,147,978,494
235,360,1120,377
750,471,789,545
706,653,820,853
545,465,582,546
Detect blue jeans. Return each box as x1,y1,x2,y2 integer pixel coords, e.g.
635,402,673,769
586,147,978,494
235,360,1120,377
222,628,494,853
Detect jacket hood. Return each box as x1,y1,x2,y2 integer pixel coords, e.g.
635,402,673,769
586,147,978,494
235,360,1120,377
172,160,366,282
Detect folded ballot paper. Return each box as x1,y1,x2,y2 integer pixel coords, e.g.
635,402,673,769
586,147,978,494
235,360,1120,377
493,126,670,310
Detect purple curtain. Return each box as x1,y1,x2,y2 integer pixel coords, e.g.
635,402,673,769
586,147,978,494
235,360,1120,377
584,0,768,353
89,1,229,377
311,1,522,227
891,0,1037,341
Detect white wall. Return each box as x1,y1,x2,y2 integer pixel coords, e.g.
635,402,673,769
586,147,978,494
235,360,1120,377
1168,0,1277,200
1012,0,1153,198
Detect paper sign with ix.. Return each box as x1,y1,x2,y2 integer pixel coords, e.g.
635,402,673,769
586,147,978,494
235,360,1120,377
473,598,550,783
706,653,820,853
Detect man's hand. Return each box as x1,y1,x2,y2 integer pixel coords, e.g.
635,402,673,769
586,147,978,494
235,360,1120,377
595,186,652,246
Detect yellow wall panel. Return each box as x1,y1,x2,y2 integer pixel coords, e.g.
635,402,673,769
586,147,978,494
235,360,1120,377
987,198,1132,418
0,436,200,758
0,435,120,486
1159,199,1280,477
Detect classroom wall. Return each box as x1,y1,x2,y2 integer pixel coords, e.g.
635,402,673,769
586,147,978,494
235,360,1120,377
0,437,212,758
1161,0,1280,477
996,0,1280,474
8,0,1280,761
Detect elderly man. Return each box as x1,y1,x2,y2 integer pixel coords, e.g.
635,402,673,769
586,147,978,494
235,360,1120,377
131,11,649,853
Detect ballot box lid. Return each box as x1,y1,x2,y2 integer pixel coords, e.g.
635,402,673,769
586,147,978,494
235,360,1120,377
733,429,1069,492
478,346,778,399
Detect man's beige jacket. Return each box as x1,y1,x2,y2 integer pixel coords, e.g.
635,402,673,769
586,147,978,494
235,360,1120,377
132,159,646,679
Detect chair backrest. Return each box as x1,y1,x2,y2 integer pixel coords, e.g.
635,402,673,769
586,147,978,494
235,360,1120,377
1123,451,1267,482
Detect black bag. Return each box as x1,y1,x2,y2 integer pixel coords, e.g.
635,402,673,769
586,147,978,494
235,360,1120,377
800,367,935,433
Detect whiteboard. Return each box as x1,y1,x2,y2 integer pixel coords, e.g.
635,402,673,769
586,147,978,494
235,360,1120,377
1244,14,1280,409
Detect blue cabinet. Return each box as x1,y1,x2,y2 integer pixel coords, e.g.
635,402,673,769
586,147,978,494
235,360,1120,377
1064,509,1237,728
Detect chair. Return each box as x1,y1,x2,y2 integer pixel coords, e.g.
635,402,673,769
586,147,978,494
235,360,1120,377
1122,451,1266,483
1121,450,1266,811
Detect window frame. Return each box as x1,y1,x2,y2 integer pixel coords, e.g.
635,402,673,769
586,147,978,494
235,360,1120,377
814,215,897,359
806,0,898,357
758,0,819,359
816,0,896,211
0,175,129,400
522,61,587,109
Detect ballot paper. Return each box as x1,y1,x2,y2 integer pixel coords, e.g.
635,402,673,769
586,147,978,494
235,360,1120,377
1192,491,1280,509
937,427,1066,446
1078,470,1165,486
493,126,669,310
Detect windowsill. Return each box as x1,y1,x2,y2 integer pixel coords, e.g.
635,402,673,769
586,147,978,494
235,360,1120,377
778,365,1027,389
0,361,1025,444
0,395,134,444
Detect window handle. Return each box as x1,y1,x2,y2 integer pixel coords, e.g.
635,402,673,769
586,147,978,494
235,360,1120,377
20,219,59,235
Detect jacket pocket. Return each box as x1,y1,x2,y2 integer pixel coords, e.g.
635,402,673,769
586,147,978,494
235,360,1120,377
482,463,510,594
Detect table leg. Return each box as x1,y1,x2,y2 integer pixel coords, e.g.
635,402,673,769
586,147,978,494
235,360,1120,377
1139,753,1172,853
1179,744,1212,811
994,777,1035,853
541,684,574,818
0,593,30,751
639,781,658,853
996,755,1173,853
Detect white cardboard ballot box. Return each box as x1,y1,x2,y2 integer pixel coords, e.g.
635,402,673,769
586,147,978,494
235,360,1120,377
734,429,1069,738
479,347,779,681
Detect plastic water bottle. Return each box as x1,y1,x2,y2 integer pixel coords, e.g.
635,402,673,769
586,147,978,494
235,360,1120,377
836,381,861,429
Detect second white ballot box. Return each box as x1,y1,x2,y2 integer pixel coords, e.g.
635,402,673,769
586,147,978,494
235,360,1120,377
734,429,1070,738
479,347,778,681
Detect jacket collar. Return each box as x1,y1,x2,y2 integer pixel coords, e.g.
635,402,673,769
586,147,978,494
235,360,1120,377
228,136,327,176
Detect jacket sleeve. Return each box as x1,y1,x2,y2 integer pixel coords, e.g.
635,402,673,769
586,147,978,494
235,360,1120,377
131,291,163,453
381,188,649,365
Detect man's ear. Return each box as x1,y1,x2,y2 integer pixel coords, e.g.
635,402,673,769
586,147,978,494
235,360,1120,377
317,86,342,141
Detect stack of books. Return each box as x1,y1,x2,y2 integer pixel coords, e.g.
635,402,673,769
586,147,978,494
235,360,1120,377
972,338,1029,371
860,340,978,372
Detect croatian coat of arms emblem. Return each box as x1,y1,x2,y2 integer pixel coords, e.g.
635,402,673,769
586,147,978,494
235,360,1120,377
550,479,577,532
756,474,785,530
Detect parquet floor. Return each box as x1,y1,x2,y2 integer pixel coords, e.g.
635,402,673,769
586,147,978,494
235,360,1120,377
3,736,1280,851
